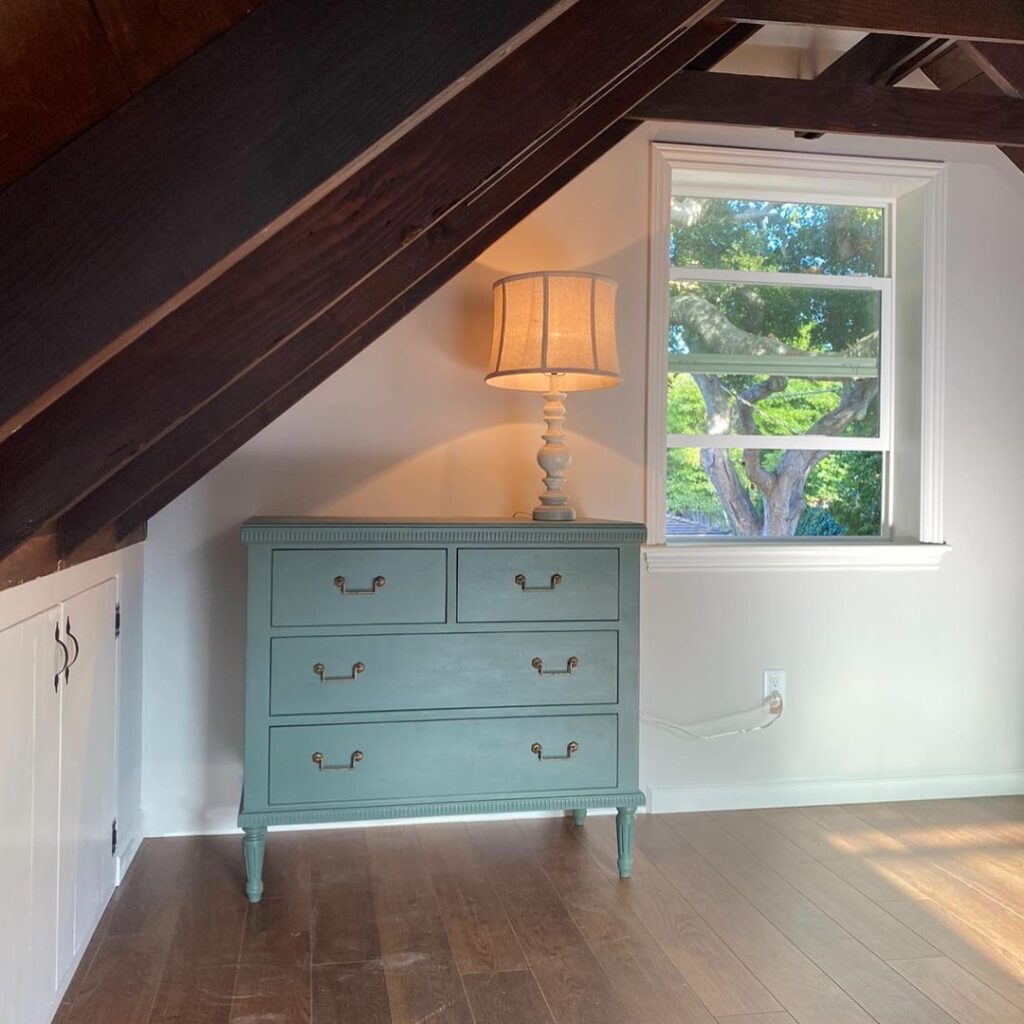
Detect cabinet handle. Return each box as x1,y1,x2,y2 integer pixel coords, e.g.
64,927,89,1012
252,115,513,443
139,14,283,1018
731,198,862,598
334,575,386,596
532,656,579,676
531,741,579,762
53,623,69,693
515,573,562,592
312,750,364,772
64,618,80,683
313,661,365,683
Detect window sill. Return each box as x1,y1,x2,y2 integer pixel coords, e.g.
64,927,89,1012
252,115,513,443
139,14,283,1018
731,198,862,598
643,540,951,573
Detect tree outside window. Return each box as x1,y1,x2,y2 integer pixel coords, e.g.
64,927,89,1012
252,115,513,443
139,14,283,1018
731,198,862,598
664,195,890,539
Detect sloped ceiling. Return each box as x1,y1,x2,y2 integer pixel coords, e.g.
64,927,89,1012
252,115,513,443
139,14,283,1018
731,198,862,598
2,0,1024,589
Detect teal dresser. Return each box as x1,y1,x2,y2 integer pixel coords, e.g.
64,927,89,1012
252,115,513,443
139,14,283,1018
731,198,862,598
238,517,645,901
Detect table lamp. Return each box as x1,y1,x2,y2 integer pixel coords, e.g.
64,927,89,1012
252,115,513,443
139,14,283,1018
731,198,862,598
486,271,620,521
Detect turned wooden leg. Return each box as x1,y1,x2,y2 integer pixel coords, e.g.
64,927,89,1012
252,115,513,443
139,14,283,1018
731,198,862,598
243,826,267,903
572,808,587,827
616,807,636,878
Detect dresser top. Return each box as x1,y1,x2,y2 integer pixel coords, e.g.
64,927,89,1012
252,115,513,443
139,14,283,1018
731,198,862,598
242,517,646,545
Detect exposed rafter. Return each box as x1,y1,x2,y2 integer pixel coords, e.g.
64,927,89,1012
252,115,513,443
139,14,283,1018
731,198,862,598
632,70,1024,146
0,0,728,575
0,0,566,437
55,18,759,561
796,34,951,138
716,0,1024,43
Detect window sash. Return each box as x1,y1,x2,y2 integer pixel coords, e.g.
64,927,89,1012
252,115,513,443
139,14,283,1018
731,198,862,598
667,434,886,452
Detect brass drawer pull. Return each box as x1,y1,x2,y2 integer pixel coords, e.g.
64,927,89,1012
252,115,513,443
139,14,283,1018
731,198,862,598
334,575,386,595
532,656,579,676
312,750,364,772
313,661,365,683
515,572,562,592
531,741,579,762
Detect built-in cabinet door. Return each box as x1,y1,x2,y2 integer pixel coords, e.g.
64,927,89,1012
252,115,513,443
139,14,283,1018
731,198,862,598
56,579,118,988
29,607,63,1020
0,606,62,1024
0,617,34,1024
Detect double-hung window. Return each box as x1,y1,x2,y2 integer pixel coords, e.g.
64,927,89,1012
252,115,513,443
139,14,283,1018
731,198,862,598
645,145,949,569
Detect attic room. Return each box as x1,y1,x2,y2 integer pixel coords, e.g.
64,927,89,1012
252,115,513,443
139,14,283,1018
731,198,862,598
4,1,1024,1022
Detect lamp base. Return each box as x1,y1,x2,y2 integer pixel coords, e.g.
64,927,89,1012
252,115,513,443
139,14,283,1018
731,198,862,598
533,380,576,523
532,505,576,522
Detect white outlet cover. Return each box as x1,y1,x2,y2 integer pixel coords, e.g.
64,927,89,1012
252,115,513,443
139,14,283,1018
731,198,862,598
763,669,786,702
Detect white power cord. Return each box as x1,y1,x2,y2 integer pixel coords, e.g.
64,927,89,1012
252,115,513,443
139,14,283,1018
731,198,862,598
641,690,784,741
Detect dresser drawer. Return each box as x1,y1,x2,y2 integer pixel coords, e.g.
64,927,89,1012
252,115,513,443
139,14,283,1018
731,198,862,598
269,631,618,715
456,548,618,623
268,714,617,805
270,548,446,626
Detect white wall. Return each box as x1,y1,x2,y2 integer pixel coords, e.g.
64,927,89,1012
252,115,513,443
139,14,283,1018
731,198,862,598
140,108,1024,834
0,545,146,863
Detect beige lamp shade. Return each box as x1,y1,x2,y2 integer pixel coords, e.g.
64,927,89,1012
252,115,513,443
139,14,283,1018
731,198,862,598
486,271,620,392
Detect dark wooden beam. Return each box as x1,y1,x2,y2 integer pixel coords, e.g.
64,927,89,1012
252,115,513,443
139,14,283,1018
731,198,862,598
0,524,146,592
632,70,1024,146
55,15,751,560
0,0,131,188
91,0,266,94
923,41,1024,175
0,0,723,561
0,0,563,436
716,0,1024,43
961,41,1024,97
683,19,761,70
796,34,951,139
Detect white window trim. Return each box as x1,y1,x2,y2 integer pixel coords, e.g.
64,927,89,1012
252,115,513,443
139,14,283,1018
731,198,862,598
644,143,950,572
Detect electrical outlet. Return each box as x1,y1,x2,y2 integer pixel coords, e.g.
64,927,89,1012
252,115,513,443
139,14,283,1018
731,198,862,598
763,669,786,704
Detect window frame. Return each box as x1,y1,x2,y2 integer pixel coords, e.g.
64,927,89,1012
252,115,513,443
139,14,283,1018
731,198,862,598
644,144,950,571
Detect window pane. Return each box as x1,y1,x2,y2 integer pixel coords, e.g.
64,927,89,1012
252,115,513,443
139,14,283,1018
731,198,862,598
670,196,885,277
666,449,883,538
668,371,880,439
668,281,881,438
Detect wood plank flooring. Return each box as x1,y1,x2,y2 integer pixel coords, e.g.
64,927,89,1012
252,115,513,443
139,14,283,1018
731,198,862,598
53,797,1024,1023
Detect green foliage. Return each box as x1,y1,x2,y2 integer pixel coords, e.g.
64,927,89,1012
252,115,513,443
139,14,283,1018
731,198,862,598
664,197,884,537
670,197,883,276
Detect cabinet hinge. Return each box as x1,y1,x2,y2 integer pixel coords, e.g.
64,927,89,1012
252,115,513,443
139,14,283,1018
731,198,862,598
115,603,121,638
111,819,118,856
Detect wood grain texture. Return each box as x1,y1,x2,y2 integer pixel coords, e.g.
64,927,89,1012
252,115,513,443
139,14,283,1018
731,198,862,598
573,815,782,1017
637,815,876,1024
716,0,1024,42
530,948,634,1024
54,16,741,558
794,33,950,139
667,813,957,1024
462,970,555,1024
468,821,588,965
710,810,938,960
0,0,562,435
814,34,951,85
517,818,717,1023
889,957,1023,1024
633,70,1024,146
365,826,475,1024
91,0,266,94
0,0,130,188
55,800,1024,1024
418,824,527,974
0,0,720,561
313,962,391,1024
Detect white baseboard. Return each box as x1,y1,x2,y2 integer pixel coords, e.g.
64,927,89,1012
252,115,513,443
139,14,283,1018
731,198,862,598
645,770,1024,814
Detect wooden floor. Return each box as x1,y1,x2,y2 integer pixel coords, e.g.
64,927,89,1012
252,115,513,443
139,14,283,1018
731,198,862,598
54,796,1024,1023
